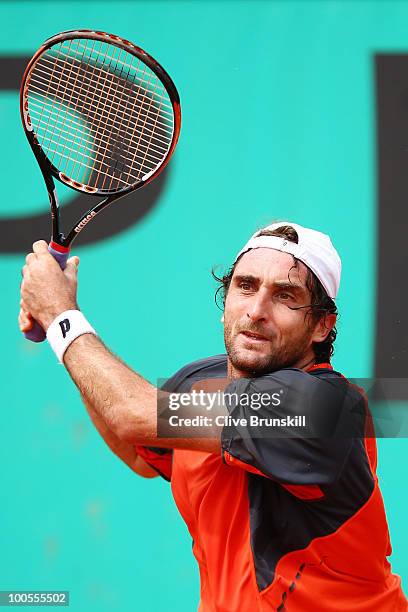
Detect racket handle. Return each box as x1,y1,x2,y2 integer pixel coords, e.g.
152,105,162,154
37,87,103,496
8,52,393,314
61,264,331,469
24,243,70,343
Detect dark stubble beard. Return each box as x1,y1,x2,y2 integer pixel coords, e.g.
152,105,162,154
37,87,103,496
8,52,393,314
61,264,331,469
224,318,314,377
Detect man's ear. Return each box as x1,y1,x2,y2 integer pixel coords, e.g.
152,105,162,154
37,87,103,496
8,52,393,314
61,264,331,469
311,313,337,343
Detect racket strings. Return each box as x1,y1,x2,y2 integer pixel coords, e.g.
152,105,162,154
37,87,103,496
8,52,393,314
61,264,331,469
36,44,174,115
51,38,174,108
26,38,174,190
26,118,160,181
89,42,158,189
42,40,148,177
30,42,172,161
27,99,168,160
133,91,166,186
83,39,142,188
77,40,139,186
47,38,89,178
43,39,171,184
28,78,173,147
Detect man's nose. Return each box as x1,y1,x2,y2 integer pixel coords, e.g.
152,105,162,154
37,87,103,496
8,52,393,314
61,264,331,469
246,290,271,322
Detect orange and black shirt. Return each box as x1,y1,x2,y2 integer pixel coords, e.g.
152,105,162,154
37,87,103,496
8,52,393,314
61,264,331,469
136,355,407,611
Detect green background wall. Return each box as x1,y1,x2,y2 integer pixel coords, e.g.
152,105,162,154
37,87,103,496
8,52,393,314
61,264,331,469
0,1,406,609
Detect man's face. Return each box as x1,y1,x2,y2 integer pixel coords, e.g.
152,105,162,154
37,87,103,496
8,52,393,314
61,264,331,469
223,248,322,377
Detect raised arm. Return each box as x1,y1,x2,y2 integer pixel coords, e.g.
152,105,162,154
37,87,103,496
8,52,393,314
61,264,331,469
19,241,222,453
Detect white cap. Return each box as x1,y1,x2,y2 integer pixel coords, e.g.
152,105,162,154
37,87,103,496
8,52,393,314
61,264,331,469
234,221,341,299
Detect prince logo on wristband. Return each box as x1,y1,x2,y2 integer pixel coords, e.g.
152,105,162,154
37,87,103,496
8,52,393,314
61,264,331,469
59,319,70,339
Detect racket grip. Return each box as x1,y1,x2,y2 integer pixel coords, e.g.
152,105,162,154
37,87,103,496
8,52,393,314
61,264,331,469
24,243,70,343
48,243,70,269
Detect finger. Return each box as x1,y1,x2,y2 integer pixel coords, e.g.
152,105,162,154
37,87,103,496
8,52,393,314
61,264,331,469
18,309,25,331
21,264,28,278
25,252,36,265
65,259,79,280
18,308,33,332
18,307,29,325
19,304,33,321
20,298,31,313
21,280,28,301
67,256,80,268
20,318,33,332
32,240,49,254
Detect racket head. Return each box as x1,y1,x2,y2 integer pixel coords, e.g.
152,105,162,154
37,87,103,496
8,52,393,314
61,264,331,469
20,30,181,199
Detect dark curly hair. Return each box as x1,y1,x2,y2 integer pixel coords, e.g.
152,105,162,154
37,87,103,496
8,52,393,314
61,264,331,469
212,224,338,364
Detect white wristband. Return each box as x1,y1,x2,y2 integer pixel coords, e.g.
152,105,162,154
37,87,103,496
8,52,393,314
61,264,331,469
46,310,97,363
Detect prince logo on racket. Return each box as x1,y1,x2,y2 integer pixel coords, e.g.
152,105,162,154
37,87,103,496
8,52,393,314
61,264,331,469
74,212,96,233
19,219,407,611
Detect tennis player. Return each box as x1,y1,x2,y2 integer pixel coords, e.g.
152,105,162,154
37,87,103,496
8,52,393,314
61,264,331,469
19,222,407,611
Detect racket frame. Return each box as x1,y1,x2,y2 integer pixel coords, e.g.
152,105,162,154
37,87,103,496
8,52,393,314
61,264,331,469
20,29,181,250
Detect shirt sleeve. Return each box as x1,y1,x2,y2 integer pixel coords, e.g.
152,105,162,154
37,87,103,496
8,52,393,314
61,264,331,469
134,445,173,481
221,369,366,487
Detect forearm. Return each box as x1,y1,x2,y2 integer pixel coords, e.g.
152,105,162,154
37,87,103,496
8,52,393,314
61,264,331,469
85,397,136,464
83,395,157,476
64,332,157,443
62,331,221,452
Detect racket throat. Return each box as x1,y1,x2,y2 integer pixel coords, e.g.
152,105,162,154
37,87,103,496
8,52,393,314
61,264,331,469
49,188,70,248
51,233,67,247
65,195,114,245
48,186,63,244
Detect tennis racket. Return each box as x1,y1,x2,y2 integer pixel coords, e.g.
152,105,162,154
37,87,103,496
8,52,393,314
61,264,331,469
20,29,181,342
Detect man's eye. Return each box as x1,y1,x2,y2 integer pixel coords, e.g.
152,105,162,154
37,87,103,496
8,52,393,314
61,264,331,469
239,282,252,291
278,292,294,300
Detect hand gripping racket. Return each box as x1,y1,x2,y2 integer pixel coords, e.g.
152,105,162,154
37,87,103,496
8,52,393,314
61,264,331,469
20,29,181,341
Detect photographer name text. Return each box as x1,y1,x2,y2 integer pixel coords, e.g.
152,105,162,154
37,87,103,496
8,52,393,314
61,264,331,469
168,415,306,427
